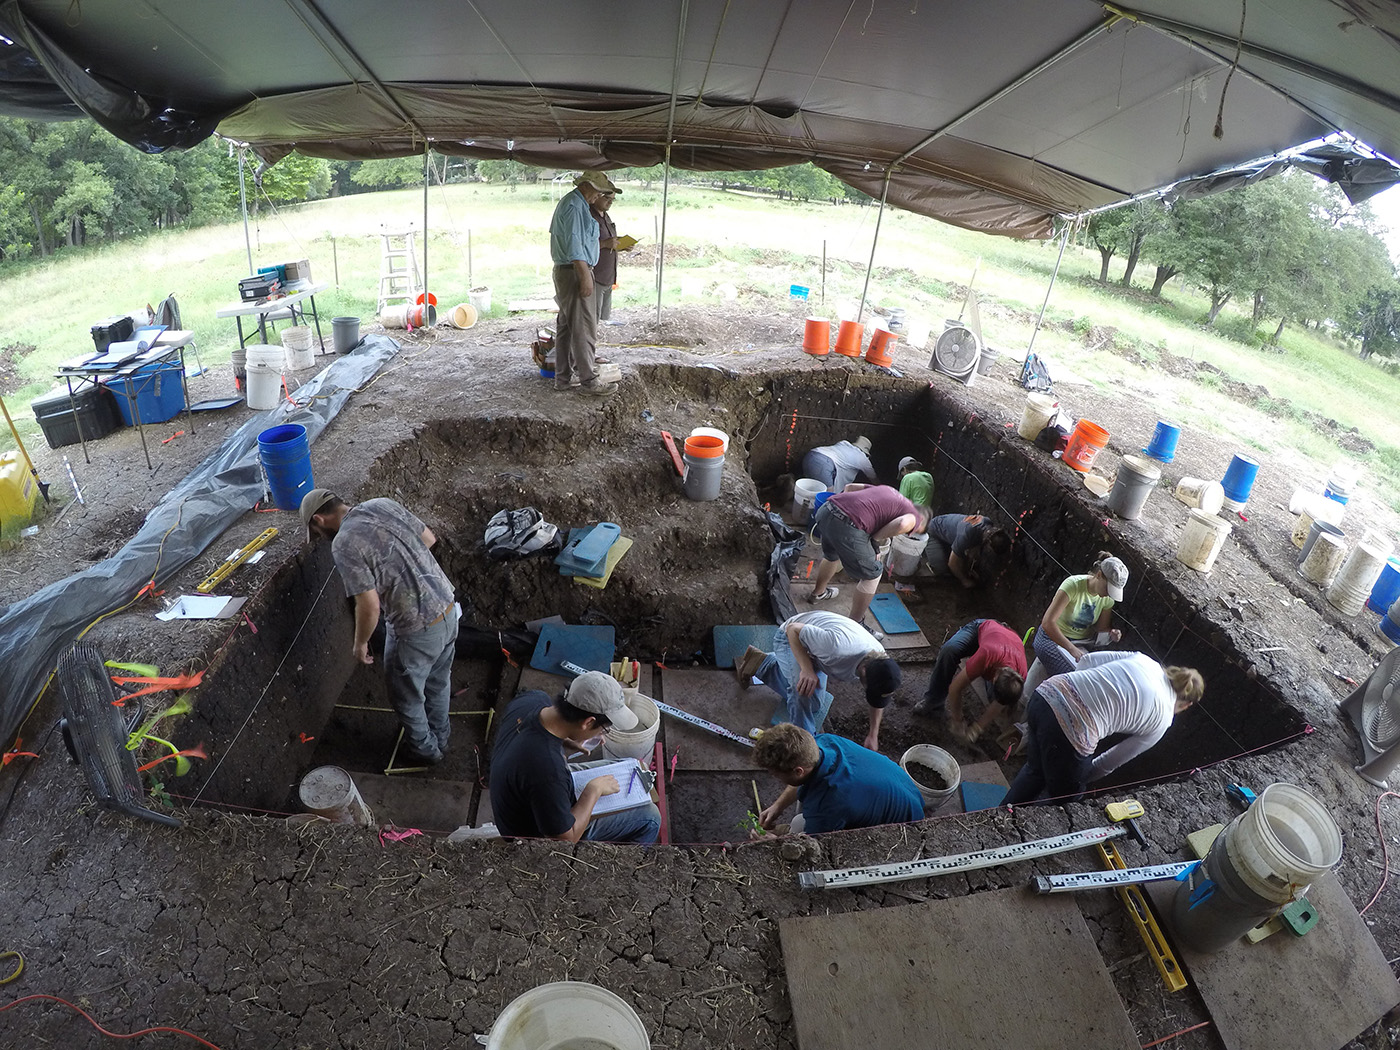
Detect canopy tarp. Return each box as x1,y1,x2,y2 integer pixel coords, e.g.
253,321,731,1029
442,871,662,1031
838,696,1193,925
2,0,1399,234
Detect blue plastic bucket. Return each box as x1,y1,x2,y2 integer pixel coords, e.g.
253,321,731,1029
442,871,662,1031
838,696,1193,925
1142,420,1181,463
1380,599,1400,644
258,424,314,511
1220,454,1260,508
1368,557,1400,614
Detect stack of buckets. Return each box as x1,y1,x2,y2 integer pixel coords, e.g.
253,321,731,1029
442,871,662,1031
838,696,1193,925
257,423,315,510
682,430,726,501
1370,557,1400,643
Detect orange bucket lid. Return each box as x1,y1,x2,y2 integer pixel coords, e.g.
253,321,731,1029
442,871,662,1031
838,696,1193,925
683,435,726,458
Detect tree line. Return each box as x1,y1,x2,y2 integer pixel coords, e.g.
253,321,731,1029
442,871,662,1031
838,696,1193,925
1085,172,1400,358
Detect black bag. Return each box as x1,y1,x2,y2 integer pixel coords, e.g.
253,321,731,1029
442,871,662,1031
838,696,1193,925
1035,423,1071,454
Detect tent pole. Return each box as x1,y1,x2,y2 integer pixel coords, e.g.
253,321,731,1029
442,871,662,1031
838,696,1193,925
655,0,688,327
1026,220,1072,357
656,143,673,326
237,149,253,274
423,148,430,307
856,172,893,322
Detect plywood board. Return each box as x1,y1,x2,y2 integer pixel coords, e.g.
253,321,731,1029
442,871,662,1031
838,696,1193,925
1147,872,1400,1050
788,582,929,650
353,772,474,833
659,668,777,771
780,889,1138,1050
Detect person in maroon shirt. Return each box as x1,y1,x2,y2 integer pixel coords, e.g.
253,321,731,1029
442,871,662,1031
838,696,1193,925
913,618,1026,744
808,485,928,627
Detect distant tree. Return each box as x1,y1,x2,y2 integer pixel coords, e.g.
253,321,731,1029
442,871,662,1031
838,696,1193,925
477,159,538,185
1350,283,1400,359
350,156,426,189
1087,208,1131,283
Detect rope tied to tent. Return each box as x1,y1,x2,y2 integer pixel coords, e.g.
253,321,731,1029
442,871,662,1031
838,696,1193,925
1213,0,1247,139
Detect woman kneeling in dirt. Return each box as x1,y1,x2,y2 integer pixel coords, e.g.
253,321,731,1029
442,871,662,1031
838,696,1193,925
1004,653,1203,805
1022,553,1128,702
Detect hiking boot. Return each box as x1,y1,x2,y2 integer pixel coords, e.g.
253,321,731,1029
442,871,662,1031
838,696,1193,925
553,377,578,391
911,698,943,718
400,746,443,768
735,645,768,689
579,378,617,397
810,585,840,603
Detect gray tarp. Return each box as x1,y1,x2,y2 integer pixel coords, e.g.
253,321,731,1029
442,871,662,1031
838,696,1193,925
0,337,400,750
3,1,1400,235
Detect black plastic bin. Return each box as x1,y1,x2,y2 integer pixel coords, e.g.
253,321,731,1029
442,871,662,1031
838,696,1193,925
30,385,122,449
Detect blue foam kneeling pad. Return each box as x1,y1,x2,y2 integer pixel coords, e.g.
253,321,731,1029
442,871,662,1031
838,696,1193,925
869,592,920,634
961,781,1009,812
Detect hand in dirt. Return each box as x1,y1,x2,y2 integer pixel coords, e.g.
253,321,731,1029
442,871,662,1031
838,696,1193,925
757,803,784,831
353,642,374,665
590,775,621,796
796,669,820,695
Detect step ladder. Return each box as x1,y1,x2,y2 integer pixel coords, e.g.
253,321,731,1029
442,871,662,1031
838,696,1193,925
377,228,423,316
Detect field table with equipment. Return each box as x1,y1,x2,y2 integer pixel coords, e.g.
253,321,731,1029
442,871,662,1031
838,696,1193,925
54,330,197,469
214,281,329,352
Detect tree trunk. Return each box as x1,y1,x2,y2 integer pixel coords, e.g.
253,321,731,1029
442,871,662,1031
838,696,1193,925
29,200,48,256
1097,247,1114,283
1150,265,1178,297
1206,289,1231,324
1119,231,1145,287
1270,317,1286,345
1251,290,1265,325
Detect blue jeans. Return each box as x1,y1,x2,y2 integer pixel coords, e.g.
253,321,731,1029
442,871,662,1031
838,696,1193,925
922,619,985,711
756,626,833,734
1004,689,1093,805
384,606,460,758
584,800,662,844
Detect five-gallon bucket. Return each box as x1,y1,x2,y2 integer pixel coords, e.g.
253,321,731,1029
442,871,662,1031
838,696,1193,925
1323,460,1358,505
900,744,960,808
280,325,315,370
1381,597,1400,644
1292,496,1345,549
1298,519,1345,564
468,287,492,314
1368,557,1400,614
380,303,437,328
1017,393,1057,440
446,302,479,329
1299,530,1347,587
1220,454,1260,512
682,434,725,501
1174,477,1224,515
976,345,999,376
1141,420,1181,463
331,316,361,353
888,532,929,577
688,427,729,454
833,320,864,357
866,328,898,367
298,765,373,825
793,477,825,524
1328,538,1394,616
803,318,831,356
1105,454,1161,520
602,692,661,761
244,344,284,411
1062,419,1109,473
258,423,315,510
231,346,247,391
486,982,650,1050
1176,508,1232,572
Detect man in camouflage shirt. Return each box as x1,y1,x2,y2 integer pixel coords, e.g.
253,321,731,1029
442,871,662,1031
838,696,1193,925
302,489,459,764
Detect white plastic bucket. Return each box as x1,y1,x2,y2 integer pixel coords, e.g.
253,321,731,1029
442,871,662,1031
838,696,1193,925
298,765,374,825
602,692,661,761
793,477,825,524
1327,538,1395,616
1291,495,1345,548
905,318,931,350
1228,783,1342,903
1174,477,1224,515
469,288,492,313
888,532,929,577
900,744,960,807
1176,508,1232,572
1299,530,1347,587
1324,460,1359,505
486,982,650,1050
280,326,315,370
447,302,479,329
245,344,284,410
976,345,999,376
1017,393,1057,440
689,426,729,454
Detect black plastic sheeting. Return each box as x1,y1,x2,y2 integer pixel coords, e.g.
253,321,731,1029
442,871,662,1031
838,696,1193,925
0,336,400,750
764,510,806,627
0,15,81,120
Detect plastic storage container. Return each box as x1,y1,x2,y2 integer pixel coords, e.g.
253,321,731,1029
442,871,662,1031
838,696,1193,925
30,385,122,449
102,361,186,426
0,451,40,535
486,982,650,1050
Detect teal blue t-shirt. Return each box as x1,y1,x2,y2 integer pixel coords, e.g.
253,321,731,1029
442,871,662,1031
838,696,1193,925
798,735,925,833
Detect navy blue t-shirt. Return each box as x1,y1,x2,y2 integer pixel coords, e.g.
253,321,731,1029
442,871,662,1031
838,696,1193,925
798,734,925,833
489,691,575,838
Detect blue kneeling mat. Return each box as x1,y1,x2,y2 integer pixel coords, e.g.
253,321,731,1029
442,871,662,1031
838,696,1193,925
555,523,621,576
529,624,616,675
961,782,1008,812
868,592,920,634
713,624,779,668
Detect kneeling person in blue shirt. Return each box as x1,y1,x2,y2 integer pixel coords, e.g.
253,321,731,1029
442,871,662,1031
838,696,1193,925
751,723,924,835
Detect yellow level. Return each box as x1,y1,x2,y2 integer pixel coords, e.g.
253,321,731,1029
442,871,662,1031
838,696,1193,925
1098,840,1188,993
196,528,279,593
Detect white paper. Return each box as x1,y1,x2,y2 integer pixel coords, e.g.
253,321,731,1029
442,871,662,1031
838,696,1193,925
571,759,651,815
156,595,247,620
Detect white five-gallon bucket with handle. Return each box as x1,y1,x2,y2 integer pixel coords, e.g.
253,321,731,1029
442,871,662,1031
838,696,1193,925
486,982,650,1050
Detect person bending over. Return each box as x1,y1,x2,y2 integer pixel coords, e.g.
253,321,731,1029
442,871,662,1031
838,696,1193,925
802,435,875,493
896,456,934,507
924,513,1011,588
735,610,901,752
489,671,660,843
913,618,1026,745
808,485,929,627
751,723,924,836
1004,652,1203,805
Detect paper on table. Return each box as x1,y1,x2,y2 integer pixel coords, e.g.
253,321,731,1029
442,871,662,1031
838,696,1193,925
155,595,247,621
571,759,651,815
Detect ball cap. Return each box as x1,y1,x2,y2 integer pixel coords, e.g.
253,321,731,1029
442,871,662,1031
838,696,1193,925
565,670,638,730
1100,556,1129,601
898,456,919,472
863,657,902,706
851,435,872,455
300,488,339,538
576,170,621,194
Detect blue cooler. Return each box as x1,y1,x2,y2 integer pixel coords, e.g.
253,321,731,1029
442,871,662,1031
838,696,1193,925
103,362,186,426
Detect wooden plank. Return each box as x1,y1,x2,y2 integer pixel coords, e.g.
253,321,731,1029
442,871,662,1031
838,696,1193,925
780,888,1138,1050
1147,872,1400,1050
659,668,779,771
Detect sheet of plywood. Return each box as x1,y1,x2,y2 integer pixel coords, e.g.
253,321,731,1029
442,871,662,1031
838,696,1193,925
1146,872,1400,1050
788,582,929,650
780,888,1138,1050
659,668,777,771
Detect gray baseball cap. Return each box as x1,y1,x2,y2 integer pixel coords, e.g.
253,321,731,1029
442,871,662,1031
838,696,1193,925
565,671,638,730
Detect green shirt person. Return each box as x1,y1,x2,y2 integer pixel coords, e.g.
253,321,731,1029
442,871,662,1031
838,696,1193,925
897,456,934,507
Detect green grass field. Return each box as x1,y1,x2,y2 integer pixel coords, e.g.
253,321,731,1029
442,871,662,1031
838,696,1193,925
2,181,1397,507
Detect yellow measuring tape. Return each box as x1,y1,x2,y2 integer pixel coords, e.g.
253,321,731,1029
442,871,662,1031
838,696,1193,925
196,528,279,593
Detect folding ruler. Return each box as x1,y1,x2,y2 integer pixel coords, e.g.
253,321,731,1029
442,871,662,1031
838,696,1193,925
1031,861,1195,893
196,528,279,593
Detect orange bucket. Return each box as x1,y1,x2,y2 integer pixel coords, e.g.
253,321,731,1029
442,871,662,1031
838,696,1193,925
866,328,898,367
834,320,864,357
683,434,726,459
1063,419,1110,472
803,318,831,356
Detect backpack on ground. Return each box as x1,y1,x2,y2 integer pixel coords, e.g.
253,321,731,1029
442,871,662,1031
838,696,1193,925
483,507,559,560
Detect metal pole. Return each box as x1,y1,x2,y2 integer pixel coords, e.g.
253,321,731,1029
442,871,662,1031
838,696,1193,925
422,149,430,308
856,173,893,322
1026,222,1072,356
332,237,339,287
467,229,473,289
821,239,826,303
656,144,673,325
237,149,254,274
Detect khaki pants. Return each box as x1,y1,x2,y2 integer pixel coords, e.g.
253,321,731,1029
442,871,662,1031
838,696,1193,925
553,265,599,384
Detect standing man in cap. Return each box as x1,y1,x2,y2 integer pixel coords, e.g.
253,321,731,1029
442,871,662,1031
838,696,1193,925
302,489,459,765
736,610,903,752
801,435,875,493
490,672,661,843
549,170,620,397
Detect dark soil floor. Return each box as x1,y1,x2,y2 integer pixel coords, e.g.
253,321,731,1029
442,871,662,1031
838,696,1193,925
2,304,1399,1048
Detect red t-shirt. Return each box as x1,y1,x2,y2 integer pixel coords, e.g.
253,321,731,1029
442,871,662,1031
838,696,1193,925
964,620,1028,680
829,485,917,534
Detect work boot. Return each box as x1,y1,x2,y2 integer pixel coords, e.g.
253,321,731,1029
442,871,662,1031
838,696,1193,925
735,645,768,689
579,378,617,397
553,377,578,391
911,697,943,718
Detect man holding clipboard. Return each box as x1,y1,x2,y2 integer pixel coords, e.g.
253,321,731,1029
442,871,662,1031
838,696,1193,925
489,671,660,843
